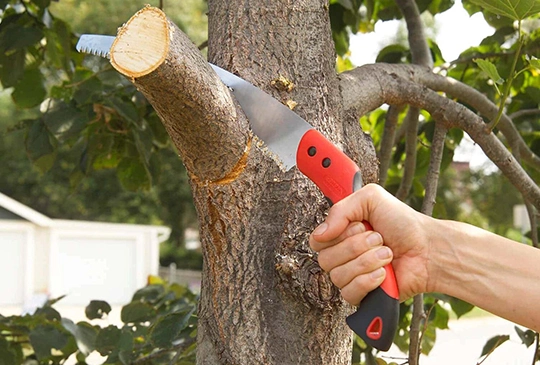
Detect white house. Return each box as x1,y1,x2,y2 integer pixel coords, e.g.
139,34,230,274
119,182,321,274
0,192,170,308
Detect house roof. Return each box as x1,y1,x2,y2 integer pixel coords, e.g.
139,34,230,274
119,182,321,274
0,193,171,242
0,192,54,227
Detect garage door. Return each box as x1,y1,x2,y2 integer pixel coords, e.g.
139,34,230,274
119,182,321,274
0,230,28,305
54,236,141,305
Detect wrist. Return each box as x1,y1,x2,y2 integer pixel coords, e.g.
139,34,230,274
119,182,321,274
424,218,461,295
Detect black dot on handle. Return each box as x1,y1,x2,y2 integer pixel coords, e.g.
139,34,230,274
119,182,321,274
322,158,331,168
308,146,317,156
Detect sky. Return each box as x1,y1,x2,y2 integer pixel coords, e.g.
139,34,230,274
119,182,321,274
349,0,498,172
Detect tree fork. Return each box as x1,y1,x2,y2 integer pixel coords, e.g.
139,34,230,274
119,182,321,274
108,3,379,364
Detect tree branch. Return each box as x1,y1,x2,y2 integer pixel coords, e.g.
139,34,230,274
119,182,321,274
109,6,249,182
393,2,433,360
508,109,540,120
395,0,433,69
395,107,420,201
379,105,404,186
394,0,432,202
422,123,446,217
408,109,447,365
343,63,540,171
415,69,540,171
339,64,540,210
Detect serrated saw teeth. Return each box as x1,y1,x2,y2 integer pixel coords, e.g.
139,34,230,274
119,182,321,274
75,34,115,60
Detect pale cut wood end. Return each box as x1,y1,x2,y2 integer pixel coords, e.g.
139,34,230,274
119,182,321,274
110,6,170,78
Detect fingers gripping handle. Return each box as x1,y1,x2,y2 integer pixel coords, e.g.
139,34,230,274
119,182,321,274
297,129,399,351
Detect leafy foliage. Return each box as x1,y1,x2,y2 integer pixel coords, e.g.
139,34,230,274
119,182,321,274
0,277,198,365
0,0,200,265
469,0,540,21
328,0,454,56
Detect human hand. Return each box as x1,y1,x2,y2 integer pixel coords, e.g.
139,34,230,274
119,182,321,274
309,184,432,305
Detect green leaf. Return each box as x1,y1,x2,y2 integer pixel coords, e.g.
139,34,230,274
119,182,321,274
34,306,62,321
150,310,194,348
61,319,98,356
132,284,166,303
117,330,134,365
120,302,157,324
117,157,151,191
132,128,153,166
29,324,69,360
448,297,475,318
0,336,17,365
0,49,26,88
430,303,450,330
43,102,89,142
515,326,536,348
95,325,121,356
469,0,540,20
44,18,71,72
332,30,350,57
474,59,504,85
529,56,540,70
25,118,57,173
480,334,510,357
50,85,73,102
31,0,51,8
0,23,44,53
12,68,47,109
108,97,140,125
376,44,409,64
85,300,112,320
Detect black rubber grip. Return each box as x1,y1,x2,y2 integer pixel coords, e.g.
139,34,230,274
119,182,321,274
346,286,399,351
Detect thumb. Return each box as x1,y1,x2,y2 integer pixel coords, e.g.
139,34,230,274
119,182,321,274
312,185,375,242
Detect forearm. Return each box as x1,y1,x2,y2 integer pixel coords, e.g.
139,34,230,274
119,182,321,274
428,219,540,331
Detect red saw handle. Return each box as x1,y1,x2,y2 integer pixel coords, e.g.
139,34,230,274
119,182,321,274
297,129,399,351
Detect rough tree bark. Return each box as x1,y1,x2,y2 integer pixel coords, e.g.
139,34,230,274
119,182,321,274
109,3,377,364
107,2,540,365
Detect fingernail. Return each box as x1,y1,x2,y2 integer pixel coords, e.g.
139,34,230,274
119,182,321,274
370,267,385,280
376,246,392,260
366,232,382,247
313,223,328,236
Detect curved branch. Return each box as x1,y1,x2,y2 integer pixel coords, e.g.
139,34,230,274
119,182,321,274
416,72,540,171
339,65,540,209
341,63,540,171
109,6,249,182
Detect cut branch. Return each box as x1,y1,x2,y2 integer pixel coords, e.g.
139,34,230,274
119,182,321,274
109,6,249,182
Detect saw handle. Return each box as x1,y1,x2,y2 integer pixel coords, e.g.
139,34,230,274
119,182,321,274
297,129,399,351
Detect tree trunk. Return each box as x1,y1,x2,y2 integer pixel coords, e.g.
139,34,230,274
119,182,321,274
99,0,540,363
109,2,379,364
